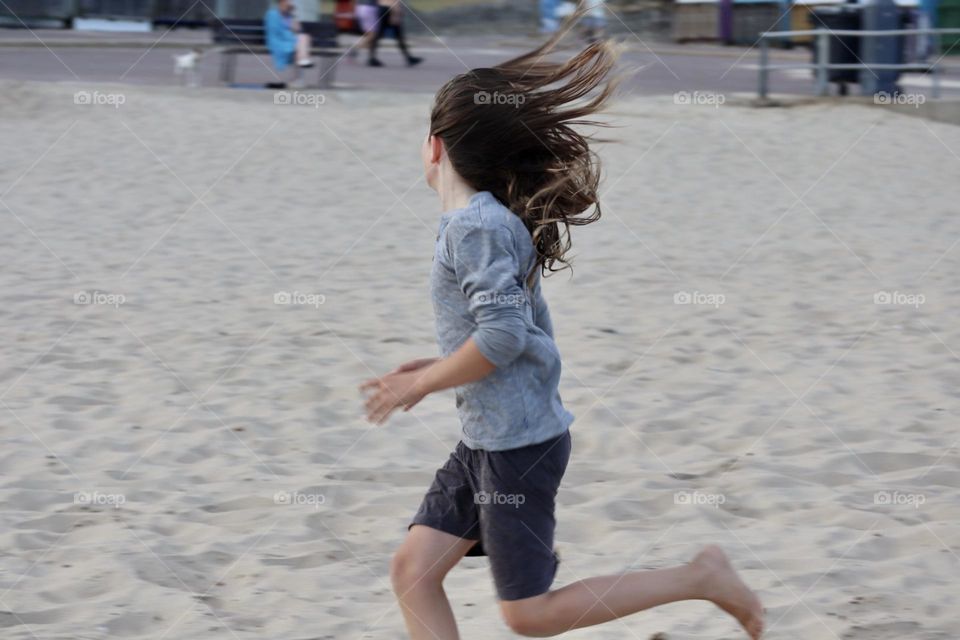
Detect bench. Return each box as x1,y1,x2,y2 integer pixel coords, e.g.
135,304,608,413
211,18,342,89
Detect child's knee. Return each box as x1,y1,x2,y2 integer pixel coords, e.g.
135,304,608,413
389,545,437,593
389,547,414,591
500,597,555,637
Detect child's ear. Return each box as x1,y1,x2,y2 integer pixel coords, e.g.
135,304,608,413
431,135,444,165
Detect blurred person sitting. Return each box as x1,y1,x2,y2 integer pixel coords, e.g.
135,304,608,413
581,0,607,42
556,0,606,42
368,0,422,67
265,0,315,79
539,0,559,33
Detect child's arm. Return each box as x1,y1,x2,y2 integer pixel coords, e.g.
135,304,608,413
409,338,494,393
361,220,527,424
361,338,494,424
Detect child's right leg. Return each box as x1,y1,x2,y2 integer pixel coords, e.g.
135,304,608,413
498,545,764,639
465,431,762,638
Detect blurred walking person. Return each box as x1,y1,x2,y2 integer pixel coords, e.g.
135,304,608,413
349,0,381,60
368,0,423,67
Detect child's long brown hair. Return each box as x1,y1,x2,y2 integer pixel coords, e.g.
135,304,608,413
429,11,619,279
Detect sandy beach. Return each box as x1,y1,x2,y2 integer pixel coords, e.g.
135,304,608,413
1,79,958,639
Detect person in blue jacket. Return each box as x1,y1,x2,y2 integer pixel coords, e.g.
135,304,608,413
540,0,559,33
264,0,314,73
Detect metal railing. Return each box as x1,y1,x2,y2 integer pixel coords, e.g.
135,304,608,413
757,28,960,99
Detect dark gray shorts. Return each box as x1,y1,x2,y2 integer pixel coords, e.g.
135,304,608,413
409,430,572,601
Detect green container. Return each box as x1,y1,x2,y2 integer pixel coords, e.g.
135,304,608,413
940,0,960,53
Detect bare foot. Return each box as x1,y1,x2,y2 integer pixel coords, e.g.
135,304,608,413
692,545,764,639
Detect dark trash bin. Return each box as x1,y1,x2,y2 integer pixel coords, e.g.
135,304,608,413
860,0,907,94
210,0,270,20
811,0,909,96
153,0,213,27
0,0,77,26
810,4,862,86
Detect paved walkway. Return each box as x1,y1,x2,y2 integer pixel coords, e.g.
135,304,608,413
1,27,958,98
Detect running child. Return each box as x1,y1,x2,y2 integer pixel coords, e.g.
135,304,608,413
360,17,765,640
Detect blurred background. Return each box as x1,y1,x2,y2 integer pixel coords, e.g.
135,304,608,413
1,0,958,100
2,1,959,639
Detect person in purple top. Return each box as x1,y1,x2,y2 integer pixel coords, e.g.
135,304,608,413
366,0,422,67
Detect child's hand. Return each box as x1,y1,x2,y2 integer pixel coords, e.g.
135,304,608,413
360,369,429,424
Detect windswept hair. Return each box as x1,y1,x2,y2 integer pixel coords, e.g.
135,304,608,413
429,9,619,279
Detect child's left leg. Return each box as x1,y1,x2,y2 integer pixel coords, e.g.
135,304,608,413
391,524,477,640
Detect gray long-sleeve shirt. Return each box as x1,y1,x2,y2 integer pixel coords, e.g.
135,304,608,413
431,191,574,451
